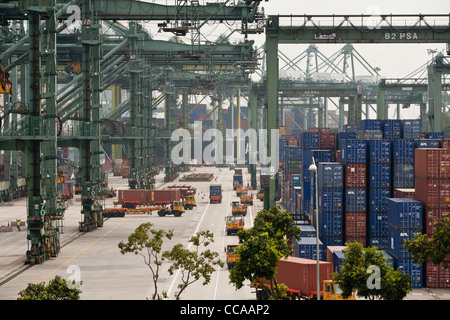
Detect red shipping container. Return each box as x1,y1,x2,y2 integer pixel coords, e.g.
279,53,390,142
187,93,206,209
393,188,415,198
415,148,450,179
345,236,366,247
275,257,332,295
344,164,367,188
319,132,336,149
414,177,440,207
118,190,149,203
335,150,341,163
426,261,450,288
345,212,366,237
424,208,450,234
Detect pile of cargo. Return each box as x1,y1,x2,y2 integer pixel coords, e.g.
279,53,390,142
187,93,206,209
278,119,450,288
180,173,214,182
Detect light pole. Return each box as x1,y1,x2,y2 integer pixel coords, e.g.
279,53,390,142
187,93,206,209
308,158,320,300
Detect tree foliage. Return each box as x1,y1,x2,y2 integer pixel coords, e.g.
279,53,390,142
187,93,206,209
332,242,411,300
229,206,300,300
17,276,82,300
407,216,450,268
163,230,223,300
118,222,173,300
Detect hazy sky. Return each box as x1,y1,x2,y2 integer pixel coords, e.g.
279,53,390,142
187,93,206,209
255,0,450,78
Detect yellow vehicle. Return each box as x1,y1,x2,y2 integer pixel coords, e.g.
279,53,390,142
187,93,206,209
225,215,244,235
225,244,239,269
184,195,197,210
233,181,242,190
240,191,253,206
236,187,247,196
157,201,185,217
257,190,264,201
231,201,247,216
323,280,356,300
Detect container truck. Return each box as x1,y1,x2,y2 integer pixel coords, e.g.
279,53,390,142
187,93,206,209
210,184,222,203
225,244,239,269
225,216,244,235
231,201,247,216
233,174,243,190
252,256,355,300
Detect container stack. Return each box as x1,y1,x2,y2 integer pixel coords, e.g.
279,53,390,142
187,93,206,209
414,148,450,288
340,137,367,247
386,198,423,288
318,162,344,246
368,139,392,250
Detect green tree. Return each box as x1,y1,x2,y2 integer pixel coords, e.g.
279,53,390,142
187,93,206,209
163,230,223,300
229,206,300,300
17,276,82,300
118,222,173,300
332,242,411,300
407,216,450,268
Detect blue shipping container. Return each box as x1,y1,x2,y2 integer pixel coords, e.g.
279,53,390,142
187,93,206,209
383,119,402,139
369,188,391,212
333,250,345,273
300,132,319,149
369,164,391,188
318,188,343,213
293,237,326,261
369,236,389,251
321,236,344,247
359,119,382,131
345,188,366,212
340,140,367,163
302,149,333,166
319,211,343,236
369,212,388,237
392,140,415,163
291,174,301,187
209,184,222,196
387,198,422,229
318,162,343,188
299,224,316,238
387,224,422,259
402,120,421,139
395,258,423,288
343,124,358,133
369,140,392,164
286,146,302,160
393,164,415,188
427,132,444,140
233,175,243,185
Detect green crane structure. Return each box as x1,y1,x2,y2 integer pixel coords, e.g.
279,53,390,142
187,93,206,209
0,0,263,264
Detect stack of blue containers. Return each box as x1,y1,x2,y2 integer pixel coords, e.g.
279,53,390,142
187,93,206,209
383,119,402,140
368,139,392,250
392,140,415,189
358,119,383,140
318,162,344,246
386,198,423,288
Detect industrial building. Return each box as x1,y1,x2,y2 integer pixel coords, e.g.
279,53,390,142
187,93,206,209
0,0,450,301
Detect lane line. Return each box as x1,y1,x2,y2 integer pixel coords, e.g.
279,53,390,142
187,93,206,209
37,217,130,284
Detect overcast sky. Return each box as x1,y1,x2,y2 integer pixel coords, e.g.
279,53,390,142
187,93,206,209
255,0,450,78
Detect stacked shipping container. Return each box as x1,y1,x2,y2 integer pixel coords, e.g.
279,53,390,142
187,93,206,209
368,139,392,250
414,148,450,288
386,198,423,288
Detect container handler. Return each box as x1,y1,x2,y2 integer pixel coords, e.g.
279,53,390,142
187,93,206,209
210,184,222,204
240,191,253,206
225,244,239,269
225,215,244,235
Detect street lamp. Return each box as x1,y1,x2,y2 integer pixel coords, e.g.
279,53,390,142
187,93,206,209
308,158,320,300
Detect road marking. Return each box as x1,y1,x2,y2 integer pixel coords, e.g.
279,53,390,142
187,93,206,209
37,218,130,284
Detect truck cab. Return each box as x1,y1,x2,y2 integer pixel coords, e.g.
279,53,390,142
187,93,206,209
184,195,196,210
225,216,244,235
257,190,264,201
231,201,247,216
225,244,239,269
323,280,356,300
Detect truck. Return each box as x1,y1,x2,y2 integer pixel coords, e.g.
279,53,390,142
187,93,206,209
116,189,181,209
239,191,253,206
225,244,239,269
257,190,264,201
165,185,197,210
210,184,222,204
157,200,185,217
231,201,247,216
233,174,243,190
225,215,244,235
252,256,356,300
